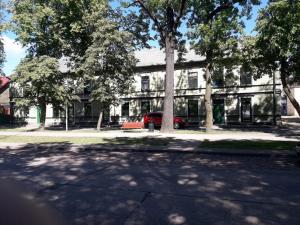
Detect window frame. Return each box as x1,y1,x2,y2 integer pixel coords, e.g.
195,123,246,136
141,76,150,91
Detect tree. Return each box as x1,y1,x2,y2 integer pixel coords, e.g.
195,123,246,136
79,9,136,131
124,0,189,133
11,0,65,129
0,0,6,74
190,0,259,131
254,0,300,116
12,56,66,129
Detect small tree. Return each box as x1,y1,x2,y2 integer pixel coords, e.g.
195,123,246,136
254,0,300,115
124,0,189,133
190,0,259,131
79,13,136,131
12,56,67,129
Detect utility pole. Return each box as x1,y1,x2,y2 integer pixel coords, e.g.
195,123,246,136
65,101,68,131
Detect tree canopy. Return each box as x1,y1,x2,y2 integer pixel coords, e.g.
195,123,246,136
79,8,137,130
254,0,300,115
189,0,260,130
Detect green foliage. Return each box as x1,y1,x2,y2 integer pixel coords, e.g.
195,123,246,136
254,0,300,83
12,56,67,108
0,0,6,74
190,0,260,67
12,0,63,57
122,0,189,48
79,14,137,107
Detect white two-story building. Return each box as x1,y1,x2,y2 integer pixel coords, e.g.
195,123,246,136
10,48,298,127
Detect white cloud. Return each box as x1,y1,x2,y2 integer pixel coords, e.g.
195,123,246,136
1,35,27,75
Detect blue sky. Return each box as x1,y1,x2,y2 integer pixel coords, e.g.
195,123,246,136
1,0,267,76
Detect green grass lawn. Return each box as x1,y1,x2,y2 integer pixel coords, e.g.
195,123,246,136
0,135,168,146
200,139,297,150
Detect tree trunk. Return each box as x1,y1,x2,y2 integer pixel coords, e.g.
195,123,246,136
39,98,46,131
97,111,103,131
161,34,175,133
204,62,213,132
280,70,300,116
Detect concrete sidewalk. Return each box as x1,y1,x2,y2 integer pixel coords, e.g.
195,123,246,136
0,128,299,141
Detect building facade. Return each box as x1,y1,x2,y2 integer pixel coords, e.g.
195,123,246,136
10,48,287,127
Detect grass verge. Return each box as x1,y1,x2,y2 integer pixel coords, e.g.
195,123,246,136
0,135,168,146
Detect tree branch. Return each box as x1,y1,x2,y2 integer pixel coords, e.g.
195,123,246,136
133,0,166,40
206,0,238,23
174,0,187,30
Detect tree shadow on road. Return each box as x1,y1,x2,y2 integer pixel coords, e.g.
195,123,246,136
0,142,300,225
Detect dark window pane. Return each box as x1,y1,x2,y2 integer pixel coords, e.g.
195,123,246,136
240,68,252,85
188,72,198,89
141,76,150,91
84,103,92,117
122,102,129,117
141,101,150,114
188,100,198,117
212,69,224,87
84,81,92,95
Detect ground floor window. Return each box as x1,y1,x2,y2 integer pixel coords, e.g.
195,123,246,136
141,100,150,115
122,102,129,117
241,98,252,122
84,103,92,117
281,95,287,116
188,99,199,118
213,99,225,124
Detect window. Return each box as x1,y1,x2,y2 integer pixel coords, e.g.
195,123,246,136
281,96,287,116
141,100,150,115
240,67,252,85
121,102,129,117
241,98,252,122
53,107,61,118
188,72,198,89
84,103,92,117
188,99,199,117
84,81,92,95
141,76,150,91
212,69,224,87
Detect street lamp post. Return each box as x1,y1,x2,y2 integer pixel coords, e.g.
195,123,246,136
65,101,68,131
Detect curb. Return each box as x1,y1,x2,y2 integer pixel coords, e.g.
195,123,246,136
1,143,296,157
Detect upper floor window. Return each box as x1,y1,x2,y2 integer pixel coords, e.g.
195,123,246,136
141,76,150,91
84,81,92,95
240,67,252,86
212,68,224,87
188,72,198,89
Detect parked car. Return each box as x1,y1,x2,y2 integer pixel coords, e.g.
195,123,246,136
143,112,185,129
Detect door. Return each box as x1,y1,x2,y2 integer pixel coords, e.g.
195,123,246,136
213,99,225,124
241,98,252,123
36,106,41,126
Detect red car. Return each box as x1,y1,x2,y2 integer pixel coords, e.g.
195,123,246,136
143,112,185,129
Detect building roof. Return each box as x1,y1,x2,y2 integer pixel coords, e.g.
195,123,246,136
0,76,10,94
58,48,205,73
134,48,205,67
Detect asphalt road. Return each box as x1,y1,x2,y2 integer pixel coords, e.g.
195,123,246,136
1,144,300,225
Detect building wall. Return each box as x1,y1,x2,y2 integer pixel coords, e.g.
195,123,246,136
111,66,281,125
12,63,283,127
0,88,10,105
